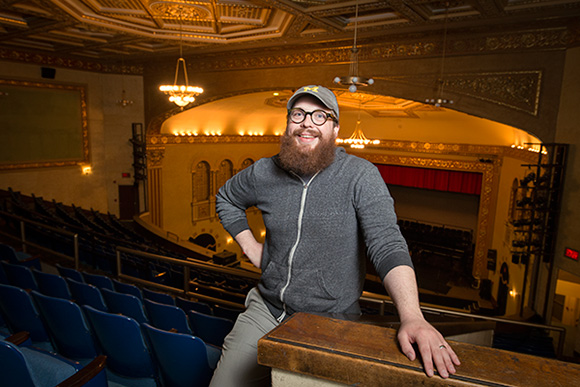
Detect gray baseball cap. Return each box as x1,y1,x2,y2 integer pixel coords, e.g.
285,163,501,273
287,85,339,120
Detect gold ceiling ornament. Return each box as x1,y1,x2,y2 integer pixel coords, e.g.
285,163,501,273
159,9,203,109
425,2,454,107
333,0,374,92
336,101,380,149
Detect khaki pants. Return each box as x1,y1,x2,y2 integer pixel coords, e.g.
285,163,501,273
209,287,279,387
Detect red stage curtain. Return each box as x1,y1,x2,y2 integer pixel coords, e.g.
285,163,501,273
375,164,482,195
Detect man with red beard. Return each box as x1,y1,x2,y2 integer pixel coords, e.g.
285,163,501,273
212,85,460,386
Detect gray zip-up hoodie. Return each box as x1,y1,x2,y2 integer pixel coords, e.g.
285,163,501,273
216,147,412,321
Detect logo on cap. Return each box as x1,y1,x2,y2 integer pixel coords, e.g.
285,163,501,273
303,86,319,93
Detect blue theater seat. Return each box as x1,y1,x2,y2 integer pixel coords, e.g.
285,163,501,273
56,263,84,282
31,291,100,366
142,287,175,305
0,244,41,270
188,310,234,348
101,288,149,324
143,323,220,387
112,278,143,301
83,305,158,387
175,296,213,315
1,261,39,291
0,331,107,387
66,278,108,312
82,271,115,291
143,298,192,334
0,284,52,351
32,268,72,300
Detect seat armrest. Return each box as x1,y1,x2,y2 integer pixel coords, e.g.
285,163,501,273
57,355,107,387
5,331,31,346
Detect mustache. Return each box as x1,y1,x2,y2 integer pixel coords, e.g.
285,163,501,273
292,128,322,137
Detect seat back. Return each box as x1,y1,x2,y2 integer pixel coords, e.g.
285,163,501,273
213,304,244,322
31,291,99,362
82,272,114,291
101,288,148,324
1,261,38,291
0,261,8,284
188,310,234,347
0,340,36,387
0,244,40,270
144,298,192,334
0,284,50,343
0,335,108,387
83,305,157,380
143,323,216,387
66,278,108,311
32,269,72,300
176,296,213,315
56,263,84,282
112,278,143,300
142,287,175,305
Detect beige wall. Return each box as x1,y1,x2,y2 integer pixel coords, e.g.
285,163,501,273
0,61,145,216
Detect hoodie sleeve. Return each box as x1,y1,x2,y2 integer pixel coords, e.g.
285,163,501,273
353,162,413,280
215,163,259,238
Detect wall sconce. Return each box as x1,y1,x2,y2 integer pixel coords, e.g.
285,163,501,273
81,165,92,175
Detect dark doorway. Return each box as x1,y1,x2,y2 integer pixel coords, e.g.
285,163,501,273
119,185,139,220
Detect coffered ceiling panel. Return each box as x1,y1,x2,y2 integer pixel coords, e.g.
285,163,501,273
0,0,579,62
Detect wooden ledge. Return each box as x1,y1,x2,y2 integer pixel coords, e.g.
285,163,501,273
258,312,580,386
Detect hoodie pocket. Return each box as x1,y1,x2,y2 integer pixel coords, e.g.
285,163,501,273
287,267,338,312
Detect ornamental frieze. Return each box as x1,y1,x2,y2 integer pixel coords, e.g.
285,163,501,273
378,70,541,116
193,28,568,73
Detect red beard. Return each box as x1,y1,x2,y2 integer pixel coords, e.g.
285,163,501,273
278,128,337,176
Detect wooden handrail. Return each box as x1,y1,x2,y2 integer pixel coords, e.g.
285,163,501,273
258,313,580,387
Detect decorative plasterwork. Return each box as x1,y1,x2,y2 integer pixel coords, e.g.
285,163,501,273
0,49,144,75
192,28,569,73
146,146,166,168
379,71,542,116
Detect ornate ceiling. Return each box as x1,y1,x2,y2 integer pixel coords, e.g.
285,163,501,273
1,0,579,64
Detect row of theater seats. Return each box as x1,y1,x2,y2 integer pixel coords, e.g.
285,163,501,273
397,219,474,260
0,258,243,386
2,189,259,301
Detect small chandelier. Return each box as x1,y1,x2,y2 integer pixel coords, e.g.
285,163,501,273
333,0,374,92
117,62,133,107
159,11,203,109
117,89,133,108
425,3,454,107
336,102,380,149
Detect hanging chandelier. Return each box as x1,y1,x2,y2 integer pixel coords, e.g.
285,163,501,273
117,61,133,107
159,11,203,109
425,3,454,107
336,100,380,149
333,0,374,92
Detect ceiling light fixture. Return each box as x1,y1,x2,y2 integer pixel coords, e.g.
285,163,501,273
333,0,374,92
117,62,133,108
159,9,203,110
425,3,454,107
336,99,380,149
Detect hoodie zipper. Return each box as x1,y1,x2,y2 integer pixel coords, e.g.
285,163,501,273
276,171,320,323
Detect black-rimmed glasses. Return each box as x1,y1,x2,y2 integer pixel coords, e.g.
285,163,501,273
288,108,337,126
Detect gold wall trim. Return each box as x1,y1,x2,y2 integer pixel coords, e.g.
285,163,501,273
360,153,497,280
0,48,143,75
148,134,281,146
146,134,539,163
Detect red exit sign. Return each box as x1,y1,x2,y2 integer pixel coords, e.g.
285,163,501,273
564,248,579,261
